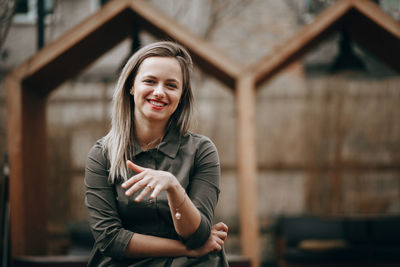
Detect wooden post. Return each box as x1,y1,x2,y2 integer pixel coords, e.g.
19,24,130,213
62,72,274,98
235,73,259,267
6,74,48,256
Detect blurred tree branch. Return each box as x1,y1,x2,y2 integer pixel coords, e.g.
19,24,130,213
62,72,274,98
0,0,16,51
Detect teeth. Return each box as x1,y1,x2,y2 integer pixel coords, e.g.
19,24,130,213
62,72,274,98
149,100,164,107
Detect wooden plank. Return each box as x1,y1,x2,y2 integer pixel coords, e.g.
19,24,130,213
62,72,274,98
128,0,241,88
249,0,353,87
6,74,25,256
6,75,48,256
15,0,132,93
235,73,259,267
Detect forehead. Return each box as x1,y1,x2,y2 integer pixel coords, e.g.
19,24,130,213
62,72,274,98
137,57,182,80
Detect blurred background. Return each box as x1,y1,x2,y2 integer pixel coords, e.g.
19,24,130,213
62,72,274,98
0,0,400,266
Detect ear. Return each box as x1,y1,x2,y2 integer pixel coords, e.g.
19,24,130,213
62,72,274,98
130,88,134,95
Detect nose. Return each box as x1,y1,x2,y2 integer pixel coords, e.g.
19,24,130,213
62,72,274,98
153,84,165,98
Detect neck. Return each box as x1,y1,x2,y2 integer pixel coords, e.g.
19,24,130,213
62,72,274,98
134,118,167,150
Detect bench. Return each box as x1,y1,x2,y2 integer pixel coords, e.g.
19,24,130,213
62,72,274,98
276,215,400,267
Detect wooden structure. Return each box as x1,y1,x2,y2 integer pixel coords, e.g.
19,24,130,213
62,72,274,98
5,0,400,266
6,0,258,264
244,0,400,217
243,0,400,218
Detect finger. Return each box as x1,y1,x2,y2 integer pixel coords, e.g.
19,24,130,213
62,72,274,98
213,222,228,232
213,243,222,252
216,230,227,241
126,160,146,174
122,171,147,189
150,184,163,199
134,184,154,202
218,222,228,232
124,176,149,196
215,237,224,246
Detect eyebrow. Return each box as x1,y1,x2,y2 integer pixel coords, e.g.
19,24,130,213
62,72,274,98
142,75,180,84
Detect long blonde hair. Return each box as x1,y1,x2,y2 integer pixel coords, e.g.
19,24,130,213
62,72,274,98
103,41,194,183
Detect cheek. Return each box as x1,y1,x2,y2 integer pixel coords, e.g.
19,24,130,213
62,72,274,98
133,86,148,102
133,92,145,108
172,95,182,109
176,90,183,103
133,93,139,104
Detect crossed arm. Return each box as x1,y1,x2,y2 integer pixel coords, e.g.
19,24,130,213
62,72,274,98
125,222,228,258
122,160,228,258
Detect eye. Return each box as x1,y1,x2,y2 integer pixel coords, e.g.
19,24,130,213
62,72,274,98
143,79,155,84
166,83,178,89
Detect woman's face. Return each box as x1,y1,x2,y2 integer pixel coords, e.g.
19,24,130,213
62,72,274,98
132,57,183,125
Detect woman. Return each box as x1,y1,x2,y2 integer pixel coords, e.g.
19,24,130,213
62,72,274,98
85,41,228,266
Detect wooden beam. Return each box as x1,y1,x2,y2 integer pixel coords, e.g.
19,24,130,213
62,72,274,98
249,0,353,87
235,73,259,267
6,74,48,256
17,0,133,94
129,0,241,89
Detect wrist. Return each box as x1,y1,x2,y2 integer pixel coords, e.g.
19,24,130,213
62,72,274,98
186,248,197,258
166,177,181,194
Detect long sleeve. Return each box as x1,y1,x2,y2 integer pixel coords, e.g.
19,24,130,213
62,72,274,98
84,141,133,260
183,136,221,249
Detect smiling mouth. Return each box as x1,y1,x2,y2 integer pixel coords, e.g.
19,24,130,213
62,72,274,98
148,99,167,108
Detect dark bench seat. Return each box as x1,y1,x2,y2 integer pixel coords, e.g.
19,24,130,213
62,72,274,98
276,216,400,267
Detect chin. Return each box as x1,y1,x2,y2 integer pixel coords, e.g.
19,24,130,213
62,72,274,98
146,114,170,122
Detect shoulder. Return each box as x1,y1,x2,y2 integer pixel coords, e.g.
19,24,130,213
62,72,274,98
182,132,219,164
85,138,111,184
88,137,106,155
182,132,218,151
87,137,109,166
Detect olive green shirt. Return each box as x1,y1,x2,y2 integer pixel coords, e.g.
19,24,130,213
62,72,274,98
85,128,228,266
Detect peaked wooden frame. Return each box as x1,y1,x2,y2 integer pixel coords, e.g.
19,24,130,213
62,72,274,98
6,0,400,266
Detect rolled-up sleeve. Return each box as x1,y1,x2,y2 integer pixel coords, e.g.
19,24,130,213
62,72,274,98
183,136,221,249
85,141,133,260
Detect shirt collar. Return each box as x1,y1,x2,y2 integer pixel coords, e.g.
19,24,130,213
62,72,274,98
132,126,181,159
158,127,181,158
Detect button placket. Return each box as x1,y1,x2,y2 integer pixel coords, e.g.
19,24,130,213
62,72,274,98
146,150,157,205
151,150,160,210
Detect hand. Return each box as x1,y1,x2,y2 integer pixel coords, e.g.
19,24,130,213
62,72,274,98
189,222,228,258
122,160,178,202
